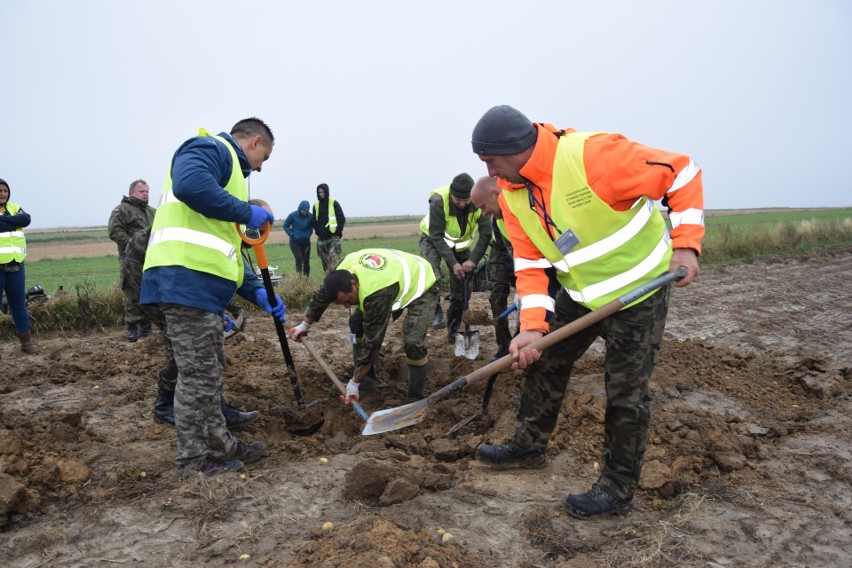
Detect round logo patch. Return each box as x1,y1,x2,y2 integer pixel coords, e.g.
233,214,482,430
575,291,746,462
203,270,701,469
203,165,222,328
358,253,388,270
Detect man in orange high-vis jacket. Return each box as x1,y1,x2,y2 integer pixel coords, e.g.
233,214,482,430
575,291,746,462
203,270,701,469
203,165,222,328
470,105,703,519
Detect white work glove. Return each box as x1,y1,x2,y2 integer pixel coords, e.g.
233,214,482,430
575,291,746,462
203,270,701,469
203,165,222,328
342,379,360,406
288,321,310,342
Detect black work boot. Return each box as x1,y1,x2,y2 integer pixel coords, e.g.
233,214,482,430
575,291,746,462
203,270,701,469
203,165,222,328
476,441,546,468
138,320,151,338
446,304,462,344
154,387,175,426
126,322,139,342
565,483,634,518
405,363,428,403
229,441,268,464
431,304,444,327
221,398,260,429
185,456,244,479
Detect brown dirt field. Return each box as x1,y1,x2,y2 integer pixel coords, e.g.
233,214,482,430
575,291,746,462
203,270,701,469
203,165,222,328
25,222,423,262
1,249,850,567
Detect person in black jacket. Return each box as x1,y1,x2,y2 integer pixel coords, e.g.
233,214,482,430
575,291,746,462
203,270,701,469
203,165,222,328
313,183,346,272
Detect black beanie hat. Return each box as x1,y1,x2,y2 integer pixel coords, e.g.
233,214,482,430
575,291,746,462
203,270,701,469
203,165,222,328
449,173,474,198
471,105,537,155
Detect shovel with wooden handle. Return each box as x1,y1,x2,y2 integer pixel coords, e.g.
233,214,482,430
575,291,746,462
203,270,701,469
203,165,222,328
362,267,687,436
300,338,370,423
237,220,324,434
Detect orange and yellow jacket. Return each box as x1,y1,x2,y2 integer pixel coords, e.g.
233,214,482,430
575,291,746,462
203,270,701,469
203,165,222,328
498,123,704,334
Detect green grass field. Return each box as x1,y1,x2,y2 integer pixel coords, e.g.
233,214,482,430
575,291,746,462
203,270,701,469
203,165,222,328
22,209,852,296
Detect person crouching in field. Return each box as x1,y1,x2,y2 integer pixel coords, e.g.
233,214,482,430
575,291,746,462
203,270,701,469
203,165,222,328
288,249,439,406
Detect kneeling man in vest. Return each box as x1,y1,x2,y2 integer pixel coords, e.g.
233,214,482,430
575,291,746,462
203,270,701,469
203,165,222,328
289,249,439,405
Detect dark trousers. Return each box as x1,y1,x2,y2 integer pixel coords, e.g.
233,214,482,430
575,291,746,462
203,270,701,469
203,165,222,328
289,239,311,276
515,286,670,500
1,263,30,333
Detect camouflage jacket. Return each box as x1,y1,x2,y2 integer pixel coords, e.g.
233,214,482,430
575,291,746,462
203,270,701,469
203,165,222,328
108,195,155,256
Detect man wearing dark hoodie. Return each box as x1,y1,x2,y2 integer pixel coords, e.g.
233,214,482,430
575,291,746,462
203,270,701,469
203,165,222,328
313,183,346,272
283,200,315,276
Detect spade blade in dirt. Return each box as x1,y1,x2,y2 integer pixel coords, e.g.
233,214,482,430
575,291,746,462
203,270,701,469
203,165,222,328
362,268,687,436
454,328,480,360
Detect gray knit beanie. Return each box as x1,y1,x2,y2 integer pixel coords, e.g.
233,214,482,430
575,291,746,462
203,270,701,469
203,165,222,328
471,105,537,155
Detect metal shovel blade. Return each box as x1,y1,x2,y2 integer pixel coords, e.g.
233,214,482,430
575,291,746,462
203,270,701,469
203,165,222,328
362,399,430,436
454,328,480,359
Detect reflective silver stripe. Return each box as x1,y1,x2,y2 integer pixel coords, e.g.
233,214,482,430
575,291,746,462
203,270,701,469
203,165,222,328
563,199,655,269
515,257,552,271
669,208,705,228
0,246,26,254
0,231,25,238
390,250,428,310
567,234,671,304
520,293,555,312
149,227,237,261
157,189,181,206
668,159,700,193
443,232,472,251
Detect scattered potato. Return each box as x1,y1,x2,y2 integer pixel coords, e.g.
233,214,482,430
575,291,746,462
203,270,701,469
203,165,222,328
239,553,250,560
322,522,333,531
442,532,454,543
436,528,445,535
319,457,329,464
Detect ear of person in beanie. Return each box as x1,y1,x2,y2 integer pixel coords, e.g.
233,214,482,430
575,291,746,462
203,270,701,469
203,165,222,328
471,105,538,155
450,173,474,198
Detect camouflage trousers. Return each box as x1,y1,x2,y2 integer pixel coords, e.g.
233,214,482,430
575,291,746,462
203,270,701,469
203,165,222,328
487,258,514,356
119,255,150,324
349,284,438,366
121,257,177,390
418,234,468,333
514,286,670,500
161,303,237,471
316,236,342,273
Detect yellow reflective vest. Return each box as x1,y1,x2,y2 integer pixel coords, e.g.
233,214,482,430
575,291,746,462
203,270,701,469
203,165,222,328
144,129,247,286
419,186,482,252
0,202,27,264
337,249,436,312
503,132,672,310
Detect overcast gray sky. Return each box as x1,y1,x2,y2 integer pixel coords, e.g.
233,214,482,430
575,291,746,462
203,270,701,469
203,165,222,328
2,0,850,229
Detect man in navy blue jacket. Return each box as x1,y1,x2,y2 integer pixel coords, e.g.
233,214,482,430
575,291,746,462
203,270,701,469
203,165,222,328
141,117,286,479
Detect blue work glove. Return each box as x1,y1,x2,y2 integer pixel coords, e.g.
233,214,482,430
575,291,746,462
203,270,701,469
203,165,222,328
255,288,286,324
248,205,273,229
222,314,236,332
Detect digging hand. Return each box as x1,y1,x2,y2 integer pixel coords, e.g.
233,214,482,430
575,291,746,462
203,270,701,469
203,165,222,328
222,314,236,332
255,288,287,324
341,379,360,406
288,321,310,342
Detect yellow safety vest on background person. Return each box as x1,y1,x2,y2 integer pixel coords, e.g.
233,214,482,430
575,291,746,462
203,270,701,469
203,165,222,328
495,218,510,242
0,202,27,263
144,129,247,286
337,249,436,312
419,186,482,252
315,198,338,232
503,131,671,311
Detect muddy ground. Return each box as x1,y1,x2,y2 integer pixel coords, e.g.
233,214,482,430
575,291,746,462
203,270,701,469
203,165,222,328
1,249,850,567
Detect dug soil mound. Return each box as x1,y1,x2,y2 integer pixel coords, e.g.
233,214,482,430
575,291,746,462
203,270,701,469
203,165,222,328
1,249,850,567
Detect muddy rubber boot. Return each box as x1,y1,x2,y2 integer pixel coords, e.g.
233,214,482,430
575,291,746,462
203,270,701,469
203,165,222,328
138,320,151,338
431,304,444,327
18,332,40,355
154,386,175,426
405,363,428,403
446,304,463,344
352,344,376,391
221,398,260,429
126,322,139,342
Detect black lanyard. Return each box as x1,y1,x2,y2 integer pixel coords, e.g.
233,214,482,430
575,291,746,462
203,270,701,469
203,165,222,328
525,183,561,238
